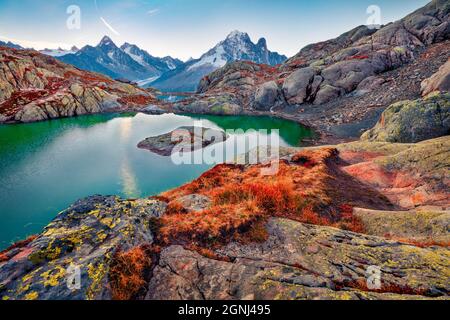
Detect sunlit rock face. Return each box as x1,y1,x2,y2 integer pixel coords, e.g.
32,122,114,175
0,47,156,123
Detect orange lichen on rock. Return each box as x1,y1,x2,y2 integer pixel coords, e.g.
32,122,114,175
158,148,377,247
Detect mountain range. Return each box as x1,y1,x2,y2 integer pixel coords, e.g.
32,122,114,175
150,30,287,92
1,31,287,92
39,46,80,57
0,40,23,50
58,36,183,84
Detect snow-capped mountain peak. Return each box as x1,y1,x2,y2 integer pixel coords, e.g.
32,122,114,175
121,43,147,66
120,43,183,71
0,40,23,50
187,30,284,72
151,30,287,92
226,30,249,40
98,36,116,48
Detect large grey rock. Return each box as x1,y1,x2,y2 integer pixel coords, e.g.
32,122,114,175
175,194,212,212
322,60,376,92
356,76,386,93
282,67,319,104
421,58,450,96
361,93,450,143
314,85,343,105
254,81,280,110
0,196,166,300
175,93,242,115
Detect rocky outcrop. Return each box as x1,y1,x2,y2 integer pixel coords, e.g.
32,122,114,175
137,126,228,156
254,81,282,111
361,93,449,143
339,136,450,208
147,218,449,300
353,207,449,245
282,67,321,104
421,58,450,96
172,194,212,213
197,61,275,94
178,0,449,141
174,92,243,116
0,196,166,300
0,47,156,123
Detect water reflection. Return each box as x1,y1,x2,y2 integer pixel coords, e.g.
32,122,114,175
0,112,313,249
120,156,140,198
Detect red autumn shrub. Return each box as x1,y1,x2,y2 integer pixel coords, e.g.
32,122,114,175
165,200,188,215
109,244,153,300
0,253,8,263
159,147,366,249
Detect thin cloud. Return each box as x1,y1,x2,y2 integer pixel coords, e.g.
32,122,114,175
100,17,120,36
147,8,160,16
0,35,72,50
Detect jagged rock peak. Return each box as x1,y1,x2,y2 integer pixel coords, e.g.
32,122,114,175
226,30,250,40
98,36,116,47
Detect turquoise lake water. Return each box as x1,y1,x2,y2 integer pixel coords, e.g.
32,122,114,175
0,112,313,249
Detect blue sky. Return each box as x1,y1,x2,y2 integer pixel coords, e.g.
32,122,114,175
0,0,430,60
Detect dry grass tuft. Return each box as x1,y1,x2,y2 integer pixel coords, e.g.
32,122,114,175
109,244,154,300
158,148,367,247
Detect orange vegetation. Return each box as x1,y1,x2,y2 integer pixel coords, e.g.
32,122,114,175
0,235,37,263
346,55,370,60
288,58,307,68
118,94,154,106
336,278,428,296
109,244,155,300
157,148,368,247
388,237,450,248
64,70,114,84
0,253,8,263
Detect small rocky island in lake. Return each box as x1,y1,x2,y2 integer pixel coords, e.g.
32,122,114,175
137,126,228,156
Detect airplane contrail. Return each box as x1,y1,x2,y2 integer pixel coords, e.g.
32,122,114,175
100,17,120,36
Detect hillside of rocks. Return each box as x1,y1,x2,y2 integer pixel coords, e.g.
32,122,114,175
173,0,449,142
0,47,157,123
